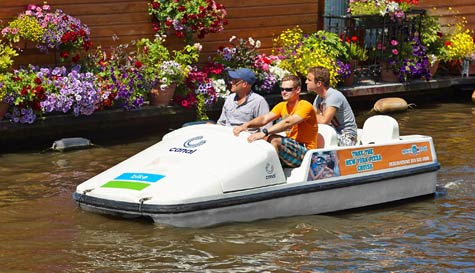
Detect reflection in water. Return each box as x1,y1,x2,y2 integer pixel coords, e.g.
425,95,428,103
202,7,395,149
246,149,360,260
0,103,474,272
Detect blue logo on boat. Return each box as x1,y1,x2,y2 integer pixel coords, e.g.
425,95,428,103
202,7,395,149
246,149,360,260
183,136,206,148
402,144,428,155
115,173,164,183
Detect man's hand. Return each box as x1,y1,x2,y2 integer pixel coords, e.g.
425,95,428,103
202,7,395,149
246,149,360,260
247,132,265,143
233,125,247,136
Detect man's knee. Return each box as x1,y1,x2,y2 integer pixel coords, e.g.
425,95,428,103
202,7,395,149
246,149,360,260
268,135,282,147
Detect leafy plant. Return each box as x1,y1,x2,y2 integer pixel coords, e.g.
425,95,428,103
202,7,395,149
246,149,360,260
442,15,475,61
2,14,44,43
383,36,430,81
148,0,227,43
136,35,200,89
0,40,18,73
1,3,93,63
83,40,148,110
209,35,289,94
273,27,344,87
0,65,47,123
348,0,418,21
420,13,446,62
342,36,368,62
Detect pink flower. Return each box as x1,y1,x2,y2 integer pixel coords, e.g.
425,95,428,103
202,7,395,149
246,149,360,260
392,49,399,55
390,40,398,46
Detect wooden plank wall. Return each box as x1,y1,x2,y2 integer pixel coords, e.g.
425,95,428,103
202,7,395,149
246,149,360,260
0,0,318,67
418,0,475,32
4,0,473,68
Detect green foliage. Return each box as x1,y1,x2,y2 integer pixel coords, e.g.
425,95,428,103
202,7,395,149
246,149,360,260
195,93,208,121
420,14,446,60
273,27,343,87
5,15,44,43
345,42,368,62
0,41,18,73
136,35,201,86
148,0,227,44
173,44,201,66
0,66,44,109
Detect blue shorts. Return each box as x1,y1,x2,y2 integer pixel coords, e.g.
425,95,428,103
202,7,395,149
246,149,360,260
278,137,308,168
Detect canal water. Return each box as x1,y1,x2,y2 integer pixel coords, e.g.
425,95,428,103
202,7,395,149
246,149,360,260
1,102,474,272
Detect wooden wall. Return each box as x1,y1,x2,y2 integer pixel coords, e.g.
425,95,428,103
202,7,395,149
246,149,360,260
3,0,474,68
0,0,318,67
418,0,475,32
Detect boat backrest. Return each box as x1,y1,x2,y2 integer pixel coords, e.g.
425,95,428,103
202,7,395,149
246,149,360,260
360,115,400,144
317,124,339,148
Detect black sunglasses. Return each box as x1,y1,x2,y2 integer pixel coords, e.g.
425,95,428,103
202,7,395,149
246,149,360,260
281,87,295,92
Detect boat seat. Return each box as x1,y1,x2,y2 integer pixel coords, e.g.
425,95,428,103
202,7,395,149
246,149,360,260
356,128,363,145
360,115,400,145
317,124,338,148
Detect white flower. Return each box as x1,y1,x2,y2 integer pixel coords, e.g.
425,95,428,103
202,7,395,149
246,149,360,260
255,40,261,48
193,43,203,51
427,54,438,65
248,37,255,46
229,36,236,42
211,78,228,98
269,62,290,80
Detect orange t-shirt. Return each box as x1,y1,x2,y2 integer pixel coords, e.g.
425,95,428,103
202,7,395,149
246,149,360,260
271,100,318,149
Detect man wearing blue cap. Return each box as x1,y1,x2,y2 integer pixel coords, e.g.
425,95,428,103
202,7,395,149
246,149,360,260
217,68,270,130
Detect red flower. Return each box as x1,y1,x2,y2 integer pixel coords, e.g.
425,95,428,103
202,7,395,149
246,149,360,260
31,102,41,111
351,36,358,42
34,77,42,84
134,61,143,68
181,99,189,108
20,87,29,96
83,40,93,51
60,51,70,59
176,31,185,38
152,2,160,9
72,54,81,63
445,41,452,47
152,23,160,32
178,5,186,12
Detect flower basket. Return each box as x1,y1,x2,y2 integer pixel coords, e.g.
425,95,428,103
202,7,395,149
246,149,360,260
343,60,359,86
150,83,177,106
468,62,475,76
0,102,8,120
380,63,399,83
429,60,440,77
447,59,470,76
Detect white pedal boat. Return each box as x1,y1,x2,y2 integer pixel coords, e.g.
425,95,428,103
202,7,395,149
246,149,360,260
72,115,440,228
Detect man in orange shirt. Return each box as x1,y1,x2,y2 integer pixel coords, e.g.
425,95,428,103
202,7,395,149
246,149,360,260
233,75,318,167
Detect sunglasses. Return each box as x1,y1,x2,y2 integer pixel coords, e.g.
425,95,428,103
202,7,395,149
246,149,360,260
229,79,243,85
281,87,295,92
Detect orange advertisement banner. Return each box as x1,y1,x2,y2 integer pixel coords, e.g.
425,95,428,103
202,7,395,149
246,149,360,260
336,141,433,176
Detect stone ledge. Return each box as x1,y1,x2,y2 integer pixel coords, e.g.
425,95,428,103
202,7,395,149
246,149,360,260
1,76,474,151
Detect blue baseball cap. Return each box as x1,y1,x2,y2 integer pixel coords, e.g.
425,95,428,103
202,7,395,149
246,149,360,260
228,68,256,85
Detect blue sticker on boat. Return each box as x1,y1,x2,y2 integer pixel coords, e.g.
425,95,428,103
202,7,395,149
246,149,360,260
114,173,165,183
